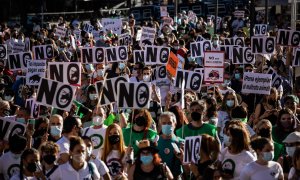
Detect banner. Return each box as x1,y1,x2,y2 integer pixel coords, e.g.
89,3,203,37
118,33,132,46
80,47,105,64
133,46,169,65
224,37,244,46
166,52,179,77
241,72,272,95
82,23,94,33
25,98,39,118
293,48,300,67
220,45,234,60
56,26,67,38
140,27,156,47
26,60,46,85
36,78,77,111
0,117,26,141
254,24,268,36
183,136,202,163
117,82,151,109
232,46,255,64
32,45,54,60
251,36,275,54
204,52,224,67
154,65,167,81
0,44,7,59
8,52,32,70
277,29,300,46
160,6,168,17
190,41,212,58
101,18,122,35
12,41,25,53
175,70,203,91
48,62,81,85
106,46,128,63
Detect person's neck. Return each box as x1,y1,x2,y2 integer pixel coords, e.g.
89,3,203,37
71,160,84,171
52,135,61,140
141,163,154,172
138,74,143,80
256,159,268,166
133,125,145,132
44,163,54,171
23,169,34,177
191,120,203,127
112,144,119,150
93,125,103,129
161,133,173,139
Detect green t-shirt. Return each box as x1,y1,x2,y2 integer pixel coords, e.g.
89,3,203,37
157,135,184,177
122,127,157,156
176,123,217,139
272,126,290,145
274,141,285,161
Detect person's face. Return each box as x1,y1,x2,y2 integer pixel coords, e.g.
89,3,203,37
257,142,274,159
92,107,105,118
190,104,202,114
70,143,86,156
109,127,120,136
285,99,297,112
50,116,62,127
160,115,175,128
245,66,253,72
83,139,93,151
23,153,39,169
280,114,293,128
143,69,151,76
38,122,49,131
226,94,235,102
74,119,83,135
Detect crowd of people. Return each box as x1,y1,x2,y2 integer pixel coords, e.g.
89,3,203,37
0,9,300,180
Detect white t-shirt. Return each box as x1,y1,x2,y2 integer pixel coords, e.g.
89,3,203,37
0,151,21,180
219,148,256,180
44,165,60,180
240,161,283,180
10,174,38,180
89,158,109,179
105,150,125,178
82,126,107,158
56,136,70,155
288,167,300,180
217,110,230,140
129,76,140,83
58,161,100,180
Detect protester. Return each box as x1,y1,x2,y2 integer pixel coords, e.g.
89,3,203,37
39,141,60,179
288,147,300,180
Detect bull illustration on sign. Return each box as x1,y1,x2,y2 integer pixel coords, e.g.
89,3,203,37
138,86,149,105
192,76,201,89
0,45,6,59
60,90,72,104
70,67,79,81
29,74,41,83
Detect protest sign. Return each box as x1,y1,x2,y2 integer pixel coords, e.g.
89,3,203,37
190,41,212,58
32,45,54,60
254,24,268,36
0,117,26,141
203,67,224,83
25,98,39,118
25,37,30,51
140,27,156,47
95,75,129,106
183,136,202,164
48,62,81,85
204,52,224,67
101,18,122,35
117,82,151,109
136,30,142,41
12,41,25,53
152,66,167,81
277,29,300,46
118,33,132,46
166,52,179,77
162,17,173,26
106,46,128,63
81,47,105,64
232,47,255,64
82,23,94,33
36,78,77,111
242,72,272,95
266,67,283,89
234,10,245,18
133,46,169,65
26,60,46,85
73,29,82,40
251,36,275,54
175,70,203,91
293,48,300,66
56,26,67,38
0,44,7,59
8,52,32,70
220,45,234,60
224,37,244,46
160,6,168,17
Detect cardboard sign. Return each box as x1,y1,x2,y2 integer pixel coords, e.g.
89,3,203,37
26,60,46,85
25,98,39,118
190,41,212,58
36,78,76,111
56,26,67,38
220,45,234,60
266,67,283,89
118,33,132,46
175,70,203,91
95,75,129,106
183,136,202,163
140,27,156,47
162,17,173,26
160,6,168,17
232,46,255,64
254,24,268,36
48,62,81,85
234,10,245,18
12,41,25,53
82,23,94,33
33,45,54,60
73,29,82,40
242,72,272,95
8,52,32,70
136,30,142,41
117,82,151,109
204,67,224,83
251,36,275,54
224,37,244,46
277,29,300,46
81,47,105,64
293,48,300,67
133,46,169,65
0,117,26,141
166,52,179,77
0,44,7,59
154,66,167,81
204,52,224,67
106,46,128,63
101,18,122,35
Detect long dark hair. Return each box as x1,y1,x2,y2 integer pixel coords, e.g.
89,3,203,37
206,97,218,119
275,108,297,137
20,148,39,179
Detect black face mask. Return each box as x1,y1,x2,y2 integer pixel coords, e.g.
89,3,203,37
26,162,37,172
135,116,147,127
258,128,271,138
191,112,202,121
108,135,120,145
43,154,56,165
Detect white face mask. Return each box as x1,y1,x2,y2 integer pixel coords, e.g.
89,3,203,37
4,95,13,101
286,146,296,157
72,153,85,163
262,151,274,161
92,116,104,126
97,69,104,77
143,75,151,82
89,93,98,100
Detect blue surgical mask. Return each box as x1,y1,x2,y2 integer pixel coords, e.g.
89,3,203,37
286,147,296,157
119,63,125,70
223,134,231,146
16,118,26,124
162,125,173,136
226,100,234,108
188,57,195,62
50,126,62,136
262,151,274,161
234,73,241,80
140,155,153,165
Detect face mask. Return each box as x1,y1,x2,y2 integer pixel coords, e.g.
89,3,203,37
43,154,56,164
89,93,98,101
108,135,120,145
143,75,151,82
72,154,85,163
223,135,231,146
16,118,26,124
87,147,92,157
12,152,22,160
162,125,173,136
234,73,241,80
97,69,104,77
258,128,271,138
119,63,125,70
4,95,13,101
286,147,296,157
191,111,202,121
135,116,147,127
188,57,195,62
92,116,104,126
226,100,234,108
50,125,62,136
213,40,219,45
222,80,230,87
262,151,274,161
140,155,153,165
26,162,37,173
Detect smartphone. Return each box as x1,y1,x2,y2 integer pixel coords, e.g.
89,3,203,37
171,142,181,154
27,119,35,131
